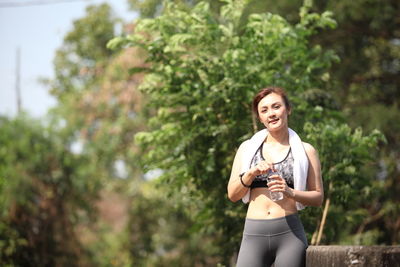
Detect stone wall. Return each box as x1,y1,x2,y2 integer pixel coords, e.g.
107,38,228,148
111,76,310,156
306,246,400,267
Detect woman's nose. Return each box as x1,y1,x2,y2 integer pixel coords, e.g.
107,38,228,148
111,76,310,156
267,109,276,117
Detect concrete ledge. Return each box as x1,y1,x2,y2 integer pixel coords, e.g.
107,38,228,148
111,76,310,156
306,246,400,267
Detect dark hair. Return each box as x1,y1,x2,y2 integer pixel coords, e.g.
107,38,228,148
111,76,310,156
252,87,291,117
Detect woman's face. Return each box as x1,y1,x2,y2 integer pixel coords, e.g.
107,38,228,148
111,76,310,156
257,92,290,132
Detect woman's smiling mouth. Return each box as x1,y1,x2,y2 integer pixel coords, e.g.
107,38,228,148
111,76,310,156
269,118,279,124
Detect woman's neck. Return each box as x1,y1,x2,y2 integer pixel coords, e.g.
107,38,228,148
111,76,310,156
266,127,289,145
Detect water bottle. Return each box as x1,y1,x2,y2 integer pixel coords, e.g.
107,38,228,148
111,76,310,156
267,168,284,201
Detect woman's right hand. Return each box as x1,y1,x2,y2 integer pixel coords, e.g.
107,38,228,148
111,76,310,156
249,160,275,178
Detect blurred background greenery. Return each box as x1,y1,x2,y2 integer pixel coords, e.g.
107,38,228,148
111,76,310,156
0,0,398,266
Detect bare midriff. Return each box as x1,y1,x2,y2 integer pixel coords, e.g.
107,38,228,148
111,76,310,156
246,188,297,219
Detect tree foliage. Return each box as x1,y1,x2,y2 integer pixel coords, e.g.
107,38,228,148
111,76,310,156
1,0,395,265
127,181,220,266
0,115,97,266
301,121,384,244
244,0,400,246
42,4,148,266
49,3,148,181
127,0,226,18
128,2,400,246
109,0,383,262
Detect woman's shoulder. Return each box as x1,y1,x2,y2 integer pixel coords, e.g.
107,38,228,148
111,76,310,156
302,142,319,158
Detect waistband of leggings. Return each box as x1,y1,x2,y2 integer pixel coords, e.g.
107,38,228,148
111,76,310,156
243,213,304,236
245,213,299,222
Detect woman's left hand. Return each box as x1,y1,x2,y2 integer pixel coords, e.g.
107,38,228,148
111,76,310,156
267,176,295,199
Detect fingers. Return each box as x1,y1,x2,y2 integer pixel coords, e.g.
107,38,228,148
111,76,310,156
267,176,286,192
258,160,275,173
268,177,293,198
251,162,271,176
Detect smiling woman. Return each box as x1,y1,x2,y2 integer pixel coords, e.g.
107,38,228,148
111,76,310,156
255,88,291,132
227,87,324,267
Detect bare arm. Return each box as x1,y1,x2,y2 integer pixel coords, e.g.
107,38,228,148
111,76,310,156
227,142,250,202
290,142,324,206
227,141,274,202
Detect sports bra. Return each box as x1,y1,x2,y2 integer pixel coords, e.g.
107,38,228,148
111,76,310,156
250,143,294,189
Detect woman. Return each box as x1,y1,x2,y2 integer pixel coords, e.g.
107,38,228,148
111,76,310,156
227,87,324,267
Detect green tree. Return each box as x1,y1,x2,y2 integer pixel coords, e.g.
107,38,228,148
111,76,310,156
0,115,98,266
48,3,147,186
44,4,137,266
301,121,384,245
127,0,225,18
51,4,116,95
109,0,383,263
127,181,220,266
316,1,400,244
246,0,400,245
47,2,213,265
128,0,400,246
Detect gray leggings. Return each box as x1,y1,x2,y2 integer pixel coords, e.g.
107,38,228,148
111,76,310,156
236,214,308,267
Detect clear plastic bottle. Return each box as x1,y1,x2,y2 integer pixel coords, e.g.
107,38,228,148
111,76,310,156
267,167,284,201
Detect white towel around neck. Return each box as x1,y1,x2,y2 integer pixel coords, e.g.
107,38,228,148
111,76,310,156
240,128,309,210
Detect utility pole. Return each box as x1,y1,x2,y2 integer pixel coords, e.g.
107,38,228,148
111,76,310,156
16,47,22,115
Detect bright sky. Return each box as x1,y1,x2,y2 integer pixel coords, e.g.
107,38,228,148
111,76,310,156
0,0,136,118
